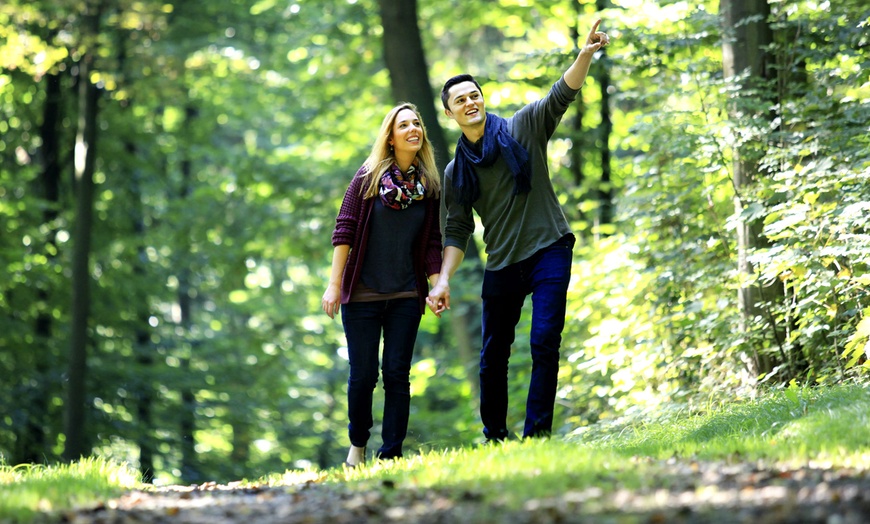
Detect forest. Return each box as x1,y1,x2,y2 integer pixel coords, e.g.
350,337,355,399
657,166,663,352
1,0,868,485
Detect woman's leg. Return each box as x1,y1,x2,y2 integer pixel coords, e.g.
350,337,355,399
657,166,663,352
377,297,421,459
341,301,384,450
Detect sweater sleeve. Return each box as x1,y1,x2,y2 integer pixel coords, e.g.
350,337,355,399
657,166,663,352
515,76,580,142
424,198,444,276
441,160,476,253
331,168,366,246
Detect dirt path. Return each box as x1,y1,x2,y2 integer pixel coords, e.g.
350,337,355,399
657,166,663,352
44,461,870,523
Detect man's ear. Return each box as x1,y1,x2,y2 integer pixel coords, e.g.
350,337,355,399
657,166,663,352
444,108,454,119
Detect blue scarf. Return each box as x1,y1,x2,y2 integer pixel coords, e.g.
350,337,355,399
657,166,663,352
452,114,531,207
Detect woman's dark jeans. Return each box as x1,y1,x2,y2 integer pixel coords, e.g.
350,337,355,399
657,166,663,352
479,234,575,441
341,297,421,459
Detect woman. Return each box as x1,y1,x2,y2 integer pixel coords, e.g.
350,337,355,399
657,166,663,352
322,103,442,467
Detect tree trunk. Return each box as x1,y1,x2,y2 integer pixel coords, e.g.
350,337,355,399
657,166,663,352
569,0,586,225
128,143,156,482
178,104,201,483
314,366,341,470
377,0,482,394
21,72,63,464
116,20,157,482
720,0,783,380
134,326,155,482
376,0,449,175
64,6,101,462
595,0,613,235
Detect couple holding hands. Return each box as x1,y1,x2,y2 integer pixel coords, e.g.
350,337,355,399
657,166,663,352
321,21,611,467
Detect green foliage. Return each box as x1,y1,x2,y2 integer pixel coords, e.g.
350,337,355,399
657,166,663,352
593,0,870,409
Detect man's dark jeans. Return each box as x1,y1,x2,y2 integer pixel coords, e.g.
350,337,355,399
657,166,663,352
479,234,575,441
341,297,421,459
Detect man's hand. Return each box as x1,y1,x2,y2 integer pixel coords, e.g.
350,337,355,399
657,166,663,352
426,246,464,318
564,18,612,90
426,281,450,318
581,19,610,55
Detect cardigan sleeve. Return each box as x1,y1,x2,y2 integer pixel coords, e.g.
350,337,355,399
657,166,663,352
423,198,443,277
331,168,366,246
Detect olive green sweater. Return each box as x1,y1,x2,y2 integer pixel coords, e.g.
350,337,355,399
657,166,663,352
443,77,578,270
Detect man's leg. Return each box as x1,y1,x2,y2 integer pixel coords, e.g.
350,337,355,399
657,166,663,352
524,236,574,438
480,267,525,441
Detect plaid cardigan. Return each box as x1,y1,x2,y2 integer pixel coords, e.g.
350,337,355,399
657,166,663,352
331,166,443,314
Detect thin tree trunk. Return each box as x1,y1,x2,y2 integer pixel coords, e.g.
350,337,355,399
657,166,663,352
720,0,783,381
569,0,586,225
178,104,200,483
134,326,155,482
315,366,341,469
128,150,155,482
595,0,613,234
115,19,157,482
21,72,63,464
64,5,101,462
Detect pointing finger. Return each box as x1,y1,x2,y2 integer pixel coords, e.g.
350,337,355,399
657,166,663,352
587,18,601,42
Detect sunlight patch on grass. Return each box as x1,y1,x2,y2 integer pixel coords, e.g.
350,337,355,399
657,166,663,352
323,439,650,506
311,385,870,508
259,468,328,487
4,385,869,520
0,457,141,521
580,384,870,468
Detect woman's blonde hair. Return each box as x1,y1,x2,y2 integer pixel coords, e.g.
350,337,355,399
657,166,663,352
359,102,441,199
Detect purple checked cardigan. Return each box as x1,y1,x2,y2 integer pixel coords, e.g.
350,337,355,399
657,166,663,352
331,166,443,314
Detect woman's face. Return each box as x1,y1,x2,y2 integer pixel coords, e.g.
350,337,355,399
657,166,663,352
389,108,423,156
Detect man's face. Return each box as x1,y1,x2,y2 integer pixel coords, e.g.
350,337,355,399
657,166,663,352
445,81,485,128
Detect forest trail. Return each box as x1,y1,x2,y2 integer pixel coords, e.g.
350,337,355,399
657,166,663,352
51,460,870,524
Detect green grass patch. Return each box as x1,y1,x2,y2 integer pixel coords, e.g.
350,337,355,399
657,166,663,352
0,457,141,522
4,384,870,520
311,384,870,507
579,383,870,466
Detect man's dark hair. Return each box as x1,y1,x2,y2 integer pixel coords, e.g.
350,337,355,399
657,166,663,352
440,74,483,110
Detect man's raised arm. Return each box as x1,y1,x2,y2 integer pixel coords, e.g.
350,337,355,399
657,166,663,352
563,18,610,90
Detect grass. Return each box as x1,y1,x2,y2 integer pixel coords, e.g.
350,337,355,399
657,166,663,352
0,457,140,522
3,384,870,521
317,384,870,505
578,383,870,467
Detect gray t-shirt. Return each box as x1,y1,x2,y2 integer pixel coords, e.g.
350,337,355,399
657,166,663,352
442,76,578,270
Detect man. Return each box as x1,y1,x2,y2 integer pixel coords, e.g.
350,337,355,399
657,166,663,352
427,19,610,442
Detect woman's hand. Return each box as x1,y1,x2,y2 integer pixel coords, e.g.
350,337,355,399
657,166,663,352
322,284,341,319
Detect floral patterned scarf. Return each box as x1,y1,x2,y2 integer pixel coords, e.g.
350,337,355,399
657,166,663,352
379,162,427,210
